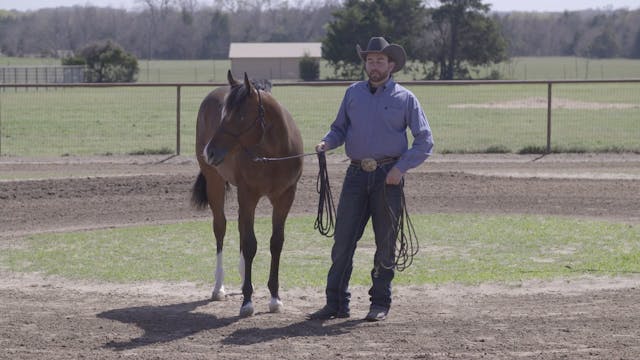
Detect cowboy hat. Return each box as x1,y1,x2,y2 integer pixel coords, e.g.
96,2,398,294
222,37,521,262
356,36,406,73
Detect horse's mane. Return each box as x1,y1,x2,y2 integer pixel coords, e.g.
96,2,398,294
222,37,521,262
225,79,272,113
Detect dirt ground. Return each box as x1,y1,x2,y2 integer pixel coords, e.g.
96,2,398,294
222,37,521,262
1,153,640,359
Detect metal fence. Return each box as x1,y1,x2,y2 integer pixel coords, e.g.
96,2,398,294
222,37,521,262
0,66,86,85
0,79,638,157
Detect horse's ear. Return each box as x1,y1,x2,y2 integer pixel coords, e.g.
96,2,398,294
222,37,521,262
243,72,255,93
227,70,238,86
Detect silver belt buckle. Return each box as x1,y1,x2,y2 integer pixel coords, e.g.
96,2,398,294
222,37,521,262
361,158,377,172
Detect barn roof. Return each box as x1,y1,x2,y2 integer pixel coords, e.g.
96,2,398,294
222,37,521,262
229,42,322,59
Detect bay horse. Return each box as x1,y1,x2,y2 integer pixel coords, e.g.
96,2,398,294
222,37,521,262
191,71,303,317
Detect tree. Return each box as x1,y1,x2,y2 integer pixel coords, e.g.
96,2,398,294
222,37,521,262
587,28,619,58
426,0,507,80
202,9,230,59
632,29,640,59
322,0,387,79
322,0,426,79
65,40,139,82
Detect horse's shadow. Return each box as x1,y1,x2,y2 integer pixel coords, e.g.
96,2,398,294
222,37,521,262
98,299,365,350
98,299,236,350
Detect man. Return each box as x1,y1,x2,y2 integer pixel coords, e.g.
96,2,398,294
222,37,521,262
307,36,434,322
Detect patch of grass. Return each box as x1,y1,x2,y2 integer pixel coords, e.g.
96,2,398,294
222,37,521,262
128,147,174,155
442,145,511,154
484,145,512,153
2,214,638,288
518,145,549,154
517,144,640,154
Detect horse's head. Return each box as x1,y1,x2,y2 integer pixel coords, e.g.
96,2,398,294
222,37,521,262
204,71,266,166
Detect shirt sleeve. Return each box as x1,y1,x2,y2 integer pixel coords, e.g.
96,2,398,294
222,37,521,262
321,88,350,150
395,94,434,173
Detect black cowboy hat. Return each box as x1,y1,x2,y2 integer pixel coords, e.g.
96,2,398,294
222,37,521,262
356,36,406,73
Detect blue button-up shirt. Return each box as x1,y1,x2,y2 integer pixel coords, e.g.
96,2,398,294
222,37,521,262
322,78,434,173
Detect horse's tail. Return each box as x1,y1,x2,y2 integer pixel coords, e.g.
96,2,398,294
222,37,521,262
191,172,209,210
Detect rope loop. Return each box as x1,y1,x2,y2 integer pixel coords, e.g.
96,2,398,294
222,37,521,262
382,180,419,272
314,151,336,237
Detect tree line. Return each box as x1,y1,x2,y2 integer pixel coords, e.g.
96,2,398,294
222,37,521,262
497,9,640,58
1,0,639,80
0,1,337,60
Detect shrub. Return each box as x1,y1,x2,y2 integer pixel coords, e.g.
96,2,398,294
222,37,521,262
299,53,319,81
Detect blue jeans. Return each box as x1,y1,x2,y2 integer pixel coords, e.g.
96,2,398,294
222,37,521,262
325,162,402,313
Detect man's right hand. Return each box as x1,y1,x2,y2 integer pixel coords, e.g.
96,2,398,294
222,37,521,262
315,141,327,153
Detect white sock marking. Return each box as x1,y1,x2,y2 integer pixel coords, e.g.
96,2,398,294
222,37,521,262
213,251,225,295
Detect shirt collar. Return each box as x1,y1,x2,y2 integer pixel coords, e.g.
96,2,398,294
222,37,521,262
366,76,396,93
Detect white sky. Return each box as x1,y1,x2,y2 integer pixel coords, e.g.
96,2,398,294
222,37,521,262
1,0,639,12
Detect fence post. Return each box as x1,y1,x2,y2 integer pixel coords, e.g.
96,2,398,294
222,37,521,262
546,82,552,153
176,85,181,155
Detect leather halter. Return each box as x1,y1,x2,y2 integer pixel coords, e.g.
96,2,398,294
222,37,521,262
218,89,266,140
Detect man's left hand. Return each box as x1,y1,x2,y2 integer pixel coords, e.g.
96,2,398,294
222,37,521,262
386,166,404,185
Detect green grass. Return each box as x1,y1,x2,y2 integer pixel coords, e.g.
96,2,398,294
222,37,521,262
1,82,638,156
2,214,638,288
476,57,640,80
3,56,640,82
136,59,229,83
1,57,639,156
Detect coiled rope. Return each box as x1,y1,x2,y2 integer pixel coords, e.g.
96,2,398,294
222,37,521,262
314,151,336,237
382,180,419,272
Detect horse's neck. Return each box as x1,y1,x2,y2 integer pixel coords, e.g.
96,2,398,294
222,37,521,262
263,103,298,154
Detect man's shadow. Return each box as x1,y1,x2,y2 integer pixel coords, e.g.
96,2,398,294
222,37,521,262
98,299,365,350
222,318,365,346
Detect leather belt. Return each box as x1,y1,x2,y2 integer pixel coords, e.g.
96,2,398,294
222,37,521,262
350,157,399,172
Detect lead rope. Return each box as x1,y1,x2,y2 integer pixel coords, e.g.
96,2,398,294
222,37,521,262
382,180,419,272
314,151,336,237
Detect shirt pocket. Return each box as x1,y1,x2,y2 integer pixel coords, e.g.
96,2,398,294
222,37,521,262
381,103,406,131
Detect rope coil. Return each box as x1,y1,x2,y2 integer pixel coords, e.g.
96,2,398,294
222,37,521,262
383,181,419,272
314,151,336,237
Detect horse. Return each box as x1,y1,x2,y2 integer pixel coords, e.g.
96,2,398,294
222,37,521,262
191,71,303,317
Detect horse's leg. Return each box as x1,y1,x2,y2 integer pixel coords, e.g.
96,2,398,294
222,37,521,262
267,184,297,313
237,188,260,317
206,172,227,301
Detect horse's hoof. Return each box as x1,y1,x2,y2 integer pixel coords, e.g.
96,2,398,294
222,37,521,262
269,298,283,313
211,287,226,301
239,302,254,317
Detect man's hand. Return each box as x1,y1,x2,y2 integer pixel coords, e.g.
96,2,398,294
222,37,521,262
386,166,404,185
316,141,327,153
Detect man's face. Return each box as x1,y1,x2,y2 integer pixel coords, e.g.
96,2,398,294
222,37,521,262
365,53,394,85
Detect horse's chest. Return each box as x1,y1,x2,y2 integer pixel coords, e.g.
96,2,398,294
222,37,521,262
214,164,237,185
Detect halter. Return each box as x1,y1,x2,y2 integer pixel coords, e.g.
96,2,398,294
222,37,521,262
218,89,266,140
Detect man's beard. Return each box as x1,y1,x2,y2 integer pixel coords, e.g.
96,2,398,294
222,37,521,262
367,69,389,83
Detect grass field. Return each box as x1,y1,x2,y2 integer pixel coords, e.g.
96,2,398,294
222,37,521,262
480,57,640,81
2,214,638,287
1,56,639,156
3,56,640,82
1,81,638,156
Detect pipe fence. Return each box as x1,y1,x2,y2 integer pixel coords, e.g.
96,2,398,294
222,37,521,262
0,79,638,157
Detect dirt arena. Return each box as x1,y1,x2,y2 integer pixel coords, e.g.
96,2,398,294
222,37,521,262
1,153,639,359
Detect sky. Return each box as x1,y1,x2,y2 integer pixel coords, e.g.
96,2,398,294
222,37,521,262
1,0,639,12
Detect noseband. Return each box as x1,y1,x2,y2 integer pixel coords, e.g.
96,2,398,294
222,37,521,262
218,89,266,139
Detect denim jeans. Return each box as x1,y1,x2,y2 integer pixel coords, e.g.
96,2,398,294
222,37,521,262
325,162,402,313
